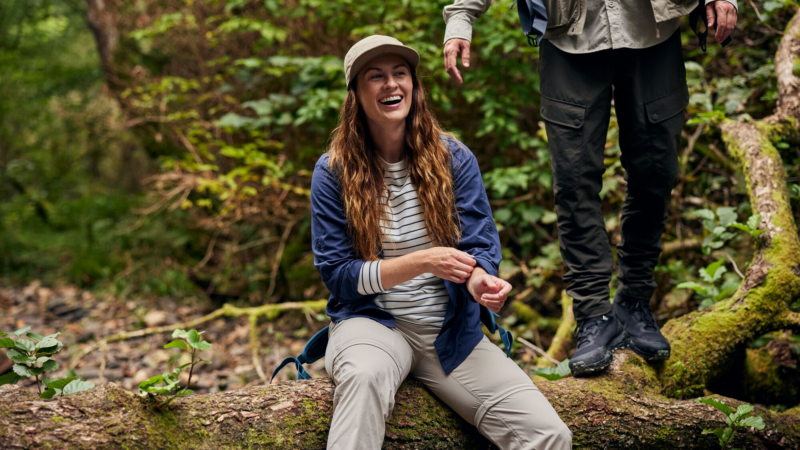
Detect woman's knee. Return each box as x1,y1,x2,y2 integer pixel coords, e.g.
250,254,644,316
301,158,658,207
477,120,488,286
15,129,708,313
334,344,401,390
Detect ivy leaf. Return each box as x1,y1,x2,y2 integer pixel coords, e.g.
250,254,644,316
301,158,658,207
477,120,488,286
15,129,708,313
42,360,59,372
740,416,765,430
698,397,733,415
62,379,95,396
0,338,16,348
0,372,21,386
164,340,188,350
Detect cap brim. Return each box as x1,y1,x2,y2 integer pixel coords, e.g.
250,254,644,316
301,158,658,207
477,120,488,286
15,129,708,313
348,44,420,87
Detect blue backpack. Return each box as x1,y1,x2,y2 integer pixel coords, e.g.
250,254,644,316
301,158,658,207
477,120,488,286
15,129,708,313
270,309,513,383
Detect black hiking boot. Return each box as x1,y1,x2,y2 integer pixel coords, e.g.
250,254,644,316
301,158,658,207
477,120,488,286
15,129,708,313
569,314,630,377
612,292,670,361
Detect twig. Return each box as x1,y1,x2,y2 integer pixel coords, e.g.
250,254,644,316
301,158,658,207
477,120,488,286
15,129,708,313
748,0,764,23
725,251,745,279
517,337,560,365
68,299,328,370
194,234,218,271
266,219,298,299
544,291,576,363
98,340,108,383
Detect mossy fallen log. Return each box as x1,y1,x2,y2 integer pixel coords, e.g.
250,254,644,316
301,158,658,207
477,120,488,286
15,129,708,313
2,352,798,450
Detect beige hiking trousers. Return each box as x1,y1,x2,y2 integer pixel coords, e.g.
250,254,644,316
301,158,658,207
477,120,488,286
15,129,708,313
324,317,572,449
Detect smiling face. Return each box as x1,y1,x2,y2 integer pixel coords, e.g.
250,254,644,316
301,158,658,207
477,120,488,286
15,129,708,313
355,55,413,128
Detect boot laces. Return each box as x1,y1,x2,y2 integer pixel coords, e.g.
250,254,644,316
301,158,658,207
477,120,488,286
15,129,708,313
626,300,658,331
575,315,607,348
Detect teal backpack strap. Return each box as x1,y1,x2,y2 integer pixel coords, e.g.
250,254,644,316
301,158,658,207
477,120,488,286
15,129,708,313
270,325,330,384
489,311,514,358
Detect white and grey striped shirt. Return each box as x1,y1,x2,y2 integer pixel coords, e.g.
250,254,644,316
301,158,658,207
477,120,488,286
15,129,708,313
357,158,449,328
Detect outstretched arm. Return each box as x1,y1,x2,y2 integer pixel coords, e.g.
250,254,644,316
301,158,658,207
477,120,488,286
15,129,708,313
442,0,492,84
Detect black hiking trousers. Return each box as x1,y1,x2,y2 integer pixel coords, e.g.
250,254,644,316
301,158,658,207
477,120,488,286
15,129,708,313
539,30,688,322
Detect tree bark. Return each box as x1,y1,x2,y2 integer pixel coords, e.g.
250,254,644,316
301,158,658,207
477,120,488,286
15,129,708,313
1,352,798,450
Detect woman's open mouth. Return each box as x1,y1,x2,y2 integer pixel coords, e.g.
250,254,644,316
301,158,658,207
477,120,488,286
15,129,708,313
378,95,403,107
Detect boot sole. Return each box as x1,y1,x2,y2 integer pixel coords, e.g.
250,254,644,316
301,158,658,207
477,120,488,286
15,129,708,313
629,341,670,361
570,332,631,377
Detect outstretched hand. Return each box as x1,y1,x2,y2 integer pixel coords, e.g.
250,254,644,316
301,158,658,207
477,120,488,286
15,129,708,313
443,38,471,85
706,1,737,44
467,273,512,313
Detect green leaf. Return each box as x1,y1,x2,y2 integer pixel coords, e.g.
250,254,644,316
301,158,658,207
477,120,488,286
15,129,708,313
172,329,189,339
702,219,717,232
695,209,716,221
702,427,726,439
15,339,35,353
13,363,38,378
40,388,58,399
740,416,765,430
676,281,708,295
36,342,64,355
42,360,59,372
44,376,79,390
728,222,749,232
187,329,201,345
712,226,726,236
36,336,60,350
698,397,733,415
721,427,734,446
176,388,194,397
751,229,766,238
10,326,32,337
7,349,34,363
0,372,21,386
164,340,188,350
0,338,16,348
747,214,761,231
735,404,754,417
716,207,737,226
26,333,44,342
191,341,212,351
531,359,571,380
139,375,165,392
62,379,95,395
700,260,727,283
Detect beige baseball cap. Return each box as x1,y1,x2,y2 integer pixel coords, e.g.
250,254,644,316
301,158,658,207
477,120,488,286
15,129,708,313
344,35,420,87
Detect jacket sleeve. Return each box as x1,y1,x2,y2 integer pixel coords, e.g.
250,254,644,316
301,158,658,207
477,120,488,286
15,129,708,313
311,162,382,304
452,145,502,284
443,0,493,44
705,0,737,11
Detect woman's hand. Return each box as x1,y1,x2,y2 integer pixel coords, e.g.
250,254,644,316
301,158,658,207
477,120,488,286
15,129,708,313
423,247,476,283
467,271,512,313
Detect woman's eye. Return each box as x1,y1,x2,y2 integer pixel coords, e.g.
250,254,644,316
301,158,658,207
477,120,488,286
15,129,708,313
395,71,406,76
371,74,382,80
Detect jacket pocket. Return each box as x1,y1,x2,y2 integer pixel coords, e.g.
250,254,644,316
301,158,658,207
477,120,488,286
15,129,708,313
644,85,689,124
540,96,586,193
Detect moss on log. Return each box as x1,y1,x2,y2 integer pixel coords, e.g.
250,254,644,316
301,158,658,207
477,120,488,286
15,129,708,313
2,352,799,450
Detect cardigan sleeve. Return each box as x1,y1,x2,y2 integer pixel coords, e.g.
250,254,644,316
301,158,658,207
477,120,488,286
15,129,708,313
311,159,381,304
451,143,502,283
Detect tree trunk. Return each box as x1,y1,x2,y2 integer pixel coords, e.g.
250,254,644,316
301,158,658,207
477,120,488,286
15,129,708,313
1,352,798,450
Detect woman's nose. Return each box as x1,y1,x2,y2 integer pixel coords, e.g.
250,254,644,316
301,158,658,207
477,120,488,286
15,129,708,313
384,76,398,89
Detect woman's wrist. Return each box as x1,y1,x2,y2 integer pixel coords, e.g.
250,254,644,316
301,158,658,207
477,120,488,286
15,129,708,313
466,266,487,297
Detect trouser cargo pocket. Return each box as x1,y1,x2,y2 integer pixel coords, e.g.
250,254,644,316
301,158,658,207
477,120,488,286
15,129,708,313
540,95,587,194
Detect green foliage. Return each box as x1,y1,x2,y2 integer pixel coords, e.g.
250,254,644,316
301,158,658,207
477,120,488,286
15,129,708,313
139,329,213,409
0,326,94,397
697,398,765,449
530,359,571,381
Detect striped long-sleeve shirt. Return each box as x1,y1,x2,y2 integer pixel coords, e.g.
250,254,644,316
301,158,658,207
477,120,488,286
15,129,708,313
357,158,449,328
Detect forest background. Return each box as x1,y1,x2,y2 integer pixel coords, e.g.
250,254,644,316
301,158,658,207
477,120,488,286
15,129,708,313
1,0,800,444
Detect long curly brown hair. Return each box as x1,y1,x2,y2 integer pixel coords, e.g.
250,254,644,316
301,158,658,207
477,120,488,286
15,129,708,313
327,71,461,261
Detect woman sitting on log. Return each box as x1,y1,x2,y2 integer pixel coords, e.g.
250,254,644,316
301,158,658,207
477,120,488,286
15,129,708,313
310,35,572,450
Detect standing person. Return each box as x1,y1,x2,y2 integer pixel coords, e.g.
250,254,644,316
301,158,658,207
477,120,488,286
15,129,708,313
313,35,571,449
442,0,737,376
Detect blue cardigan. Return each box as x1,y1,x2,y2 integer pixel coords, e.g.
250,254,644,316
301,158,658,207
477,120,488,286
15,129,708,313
310,137,507,375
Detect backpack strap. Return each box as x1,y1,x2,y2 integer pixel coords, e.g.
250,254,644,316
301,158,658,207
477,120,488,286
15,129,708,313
512,0,548,47
689,4,732,52
481,307,514,357
270,325,330,384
